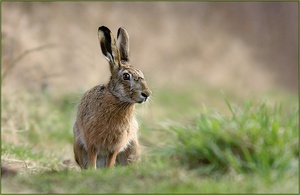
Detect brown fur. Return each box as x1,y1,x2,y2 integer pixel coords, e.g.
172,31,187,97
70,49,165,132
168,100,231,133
73,26,151,169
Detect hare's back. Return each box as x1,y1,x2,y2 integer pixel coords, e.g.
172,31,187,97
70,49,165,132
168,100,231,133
76,84,108,122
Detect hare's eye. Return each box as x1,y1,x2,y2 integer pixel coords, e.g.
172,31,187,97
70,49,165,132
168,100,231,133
123,73,131,80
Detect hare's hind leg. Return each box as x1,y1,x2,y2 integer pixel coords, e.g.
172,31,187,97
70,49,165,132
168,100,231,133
74,140,88,169
116,139,140,166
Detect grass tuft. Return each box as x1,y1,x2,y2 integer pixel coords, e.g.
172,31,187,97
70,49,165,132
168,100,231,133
163,99,298,177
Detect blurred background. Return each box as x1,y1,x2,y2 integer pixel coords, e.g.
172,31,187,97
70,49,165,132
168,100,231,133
2,2,298,96
1,3,299,193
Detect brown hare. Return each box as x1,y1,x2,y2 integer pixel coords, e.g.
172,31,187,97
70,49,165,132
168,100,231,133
73,26,151,169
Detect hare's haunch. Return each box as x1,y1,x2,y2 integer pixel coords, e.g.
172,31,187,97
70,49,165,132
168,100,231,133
73,26,151,169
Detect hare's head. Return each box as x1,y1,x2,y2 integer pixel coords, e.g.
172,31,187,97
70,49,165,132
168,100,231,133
98,26,151,104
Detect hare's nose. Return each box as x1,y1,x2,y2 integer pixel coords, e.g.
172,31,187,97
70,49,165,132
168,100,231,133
141,92,149,100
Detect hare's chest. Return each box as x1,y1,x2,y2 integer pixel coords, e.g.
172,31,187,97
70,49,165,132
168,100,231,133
96,116,138,154
115,117,139,152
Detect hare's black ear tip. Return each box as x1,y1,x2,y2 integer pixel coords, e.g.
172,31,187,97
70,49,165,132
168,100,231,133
98,26,110,32
117,27,127,38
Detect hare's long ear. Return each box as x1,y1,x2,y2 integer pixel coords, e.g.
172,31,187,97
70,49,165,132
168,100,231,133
98,26,120,74
117,27,130,64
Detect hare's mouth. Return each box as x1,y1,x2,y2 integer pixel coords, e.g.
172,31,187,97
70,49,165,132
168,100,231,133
137,92,149,103
136,98,147,104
